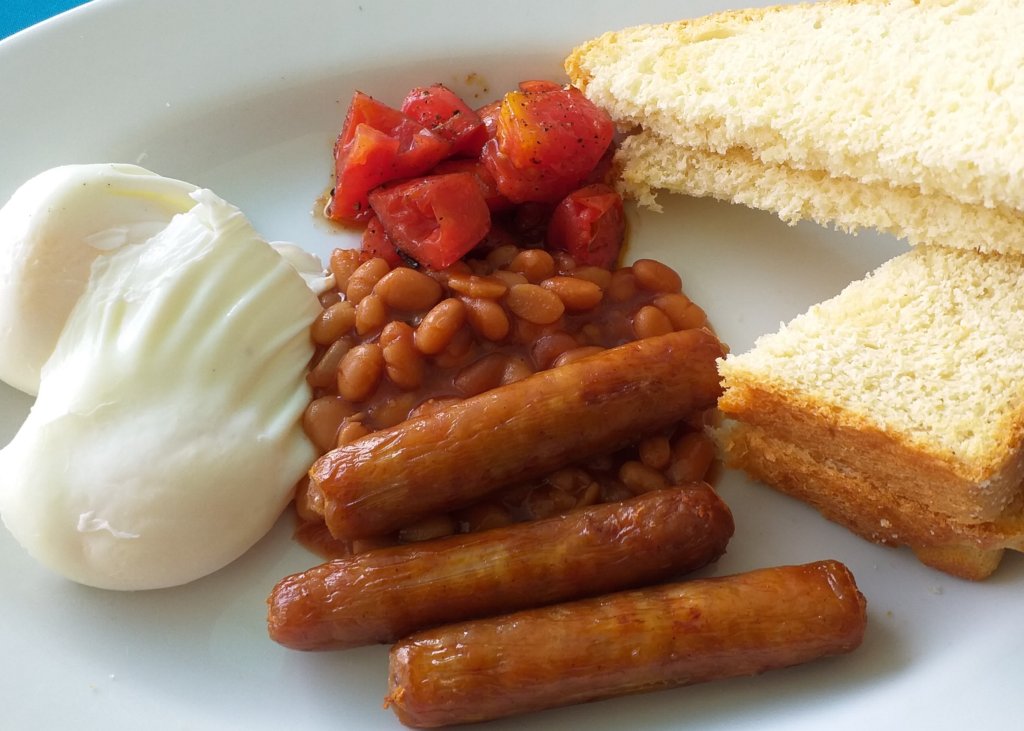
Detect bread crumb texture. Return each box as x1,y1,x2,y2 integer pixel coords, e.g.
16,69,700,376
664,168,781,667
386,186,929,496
719,245,1024,469
614,132,1024,254
567,0,1024,211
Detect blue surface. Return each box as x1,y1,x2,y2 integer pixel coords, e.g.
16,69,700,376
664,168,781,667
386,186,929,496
1,0,91,39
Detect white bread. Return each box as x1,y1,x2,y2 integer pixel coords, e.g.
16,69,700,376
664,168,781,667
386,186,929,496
717,245,1024,579
565,0,1024,253
614,132,1024,255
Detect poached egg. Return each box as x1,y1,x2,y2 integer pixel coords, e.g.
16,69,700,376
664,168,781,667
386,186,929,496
0,164,199,396
0,167,321,590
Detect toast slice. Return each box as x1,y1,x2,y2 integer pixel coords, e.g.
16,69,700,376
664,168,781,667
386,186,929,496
613,131,1024,255
565,0,1024,253
717,244,1024,579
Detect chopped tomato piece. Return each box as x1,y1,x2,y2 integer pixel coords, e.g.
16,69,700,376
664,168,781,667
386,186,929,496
546,184,625,269
401,84,488,158
431,158,512,212
516,79,564,94
368,172,491,270
481,85,615,204
475,99,501,138
583,144,616,186
328,91,451,224
360,214,405,267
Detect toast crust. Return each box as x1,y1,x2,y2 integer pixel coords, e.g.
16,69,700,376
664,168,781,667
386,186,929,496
720,422,1024,580
718,376,1024,522
565,0,890,91
566,0,1024,221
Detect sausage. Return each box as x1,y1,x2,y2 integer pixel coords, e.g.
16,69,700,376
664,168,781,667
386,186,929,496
385,560,867,728
268,483,733,651
309,328,725,540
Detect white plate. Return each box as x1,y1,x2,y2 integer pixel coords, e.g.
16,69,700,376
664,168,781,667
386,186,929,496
2,1,1022,729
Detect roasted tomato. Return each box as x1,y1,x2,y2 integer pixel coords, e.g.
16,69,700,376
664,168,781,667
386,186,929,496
515,79,564,94
401,84,488,158
431,158,512,213
546,183,625,269
368,172,491,270
481,84,615,204
328,92,451,224
476,99,501,139
360,214,405,267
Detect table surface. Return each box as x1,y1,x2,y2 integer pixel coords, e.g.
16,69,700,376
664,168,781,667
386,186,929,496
1,0,91,40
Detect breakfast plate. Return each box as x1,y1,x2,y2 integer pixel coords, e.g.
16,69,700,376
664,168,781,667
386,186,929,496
2,0,1022,728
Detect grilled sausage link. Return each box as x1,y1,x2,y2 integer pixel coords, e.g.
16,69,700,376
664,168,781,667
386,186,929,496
386,560,867,728
268,483,733,651
309,328,725,540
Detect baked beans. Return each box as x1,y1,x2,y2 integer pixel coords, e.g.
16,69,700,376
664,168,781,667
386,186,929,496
667,431,718,485
414,298,467,355
501,355,533,385
619,460,670,495
355,293,388,336
655,293,708,331
485,244,519,270
463,296,511,341
508,248,556,283
432,325,474,369
531,332,580,370
307,339,350,389
311,300,356,345
374,267,443,312
302,396,357,453
632,304,674,339
329,248,360,292
632,258,683,293
447,273,509,300
345,257,390,304
336,420,370,446
506,283,565,325
570,265,613,291
454,352,513,397
551,345,604,368
607,267,638,303
297,245,720,558
638,435,672,471
541,276,603,312
490,269,529,288
380,321,424,391
337,343,384,402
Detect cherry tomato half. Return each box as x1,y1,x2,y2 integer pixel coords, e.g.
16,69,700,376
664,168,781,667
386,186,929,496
368,172,491,270
546,183,625,269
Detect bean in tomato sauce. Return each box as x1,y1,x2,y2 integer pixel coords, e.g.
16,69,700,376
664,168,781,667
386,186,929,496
295,245,719,558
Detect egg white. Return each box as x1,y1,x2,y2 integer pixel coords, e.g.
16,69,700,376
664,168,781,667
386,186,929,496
0,187,320,590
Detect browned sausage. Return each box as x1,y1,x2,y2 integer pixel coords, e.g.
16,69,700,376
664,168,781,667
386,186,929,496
268,483,733,651
309,328,725,540
386,560,867,728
